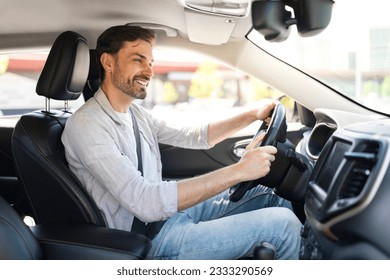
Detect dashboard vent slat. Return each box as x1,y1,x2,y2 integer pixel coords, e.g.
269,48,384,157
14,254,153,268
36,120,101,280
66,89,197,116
338,142,379,199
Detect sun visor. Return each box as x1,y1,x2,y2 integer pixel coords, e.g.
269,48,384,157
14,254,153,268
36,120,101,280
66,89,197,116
184,9,236,45
179,0,251,17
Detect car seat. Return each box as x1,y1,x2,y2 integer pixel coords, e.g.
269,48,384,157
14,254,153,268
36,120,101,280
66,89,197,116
0,195,150,259
83,49,101,101
10,30,151,259
11,31,107,226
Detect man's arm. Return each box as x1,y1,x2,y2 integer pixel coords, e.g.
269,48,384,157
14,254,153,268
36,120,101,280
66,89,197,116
207,101,277,146
177,134,277,210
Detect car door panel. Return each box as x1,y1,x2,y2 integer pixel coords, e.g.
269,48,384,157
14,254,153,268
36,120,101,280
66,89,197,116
160,136,247,179
160,128,305,180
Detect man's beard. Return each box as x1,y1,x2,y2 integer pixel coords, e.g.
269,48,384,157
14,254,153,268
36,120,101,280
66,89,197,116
112,68,148,100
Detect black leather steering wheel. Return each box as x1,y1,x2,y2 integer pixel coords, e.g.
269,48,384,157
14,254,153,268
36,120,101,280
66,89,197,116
229,103,287,202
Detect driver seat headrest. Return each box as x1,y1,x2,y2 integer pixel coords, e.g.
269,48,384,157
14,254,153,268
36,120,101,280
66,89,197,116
36,31,90,101
83,49,101,101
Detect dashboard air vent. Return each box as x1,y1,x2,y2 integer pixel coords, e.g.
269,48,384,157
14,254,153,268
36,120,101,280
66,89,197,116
338,141,379,199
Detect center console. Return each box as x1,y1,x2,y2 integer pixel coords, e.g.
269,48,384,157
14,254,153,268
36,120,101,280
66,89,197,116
300,120,390,259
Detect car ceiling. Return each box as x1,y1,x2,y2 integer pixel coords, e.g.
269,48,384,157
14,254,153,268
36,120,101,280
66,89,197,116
0,0,252,51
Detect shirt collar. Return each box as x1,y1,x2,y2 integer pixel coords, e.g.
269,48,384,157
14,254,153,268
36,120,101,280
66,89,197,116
94,87,126,126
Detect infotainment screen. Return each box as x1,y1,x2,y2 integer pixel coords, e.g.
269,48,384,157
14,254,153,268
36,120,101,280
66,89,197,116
314,140,351,192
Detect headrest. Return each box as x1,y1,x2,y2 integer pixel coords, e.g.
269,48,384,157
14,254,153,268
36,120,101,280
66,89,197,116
36,31,90,101
82,49,102,102
88,49,101,80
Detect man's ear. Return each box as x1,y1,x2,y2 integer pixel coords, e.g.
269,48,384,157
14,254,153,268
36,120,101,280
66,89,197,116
100,53,113,73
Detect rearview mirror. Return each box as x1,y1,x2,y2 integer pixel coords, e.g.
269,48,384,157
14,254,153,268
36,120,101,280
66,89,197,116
251,0,294,42
252,0,334,42
289,0,334,37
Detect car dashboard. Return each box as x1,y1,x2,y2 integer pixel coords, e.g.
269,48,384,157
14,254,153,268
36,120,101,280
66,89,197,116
298,109,390,259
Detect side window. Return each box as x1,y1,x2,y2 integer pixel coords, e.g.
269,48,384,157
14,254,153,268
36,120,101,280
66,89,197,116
143,49,295,133
0,50,295,128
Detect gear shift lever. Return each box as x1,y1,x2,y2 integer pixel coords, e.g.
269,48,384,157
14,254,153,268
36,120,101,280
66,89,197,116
254,242,276,260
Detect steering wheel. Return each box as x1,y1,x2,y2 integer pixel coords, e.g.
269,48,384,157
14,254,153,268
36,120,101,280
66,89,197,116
229,103,287,202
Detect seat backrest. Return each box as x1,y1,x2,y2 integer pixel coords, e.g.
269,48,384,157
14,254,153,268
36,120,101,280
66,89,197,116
11,31,106,226
83,49,101,102
0,196,41,259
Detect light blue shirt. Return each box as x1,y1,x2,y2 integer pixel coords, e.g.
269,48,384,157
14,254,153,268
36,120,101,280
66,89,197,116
61,88,211,231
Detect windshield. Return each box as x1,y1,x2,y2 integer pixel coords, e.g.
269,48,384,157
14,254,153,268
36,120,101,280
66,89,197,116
248,0,390,115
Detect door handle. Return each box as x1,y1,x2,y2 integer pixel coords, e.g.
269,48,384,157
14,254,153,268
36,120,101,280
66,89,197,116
232,139,252,158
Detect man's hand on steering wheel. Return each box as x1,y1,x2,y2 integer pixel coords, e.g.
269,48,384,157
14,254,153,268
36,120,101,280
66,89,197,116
236,133,277,182
229,102,287,202
256,100,279,126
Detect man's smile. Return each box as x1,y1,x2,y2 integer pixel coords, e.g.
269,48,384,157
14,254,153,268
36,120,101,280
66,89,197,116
133,78,149,88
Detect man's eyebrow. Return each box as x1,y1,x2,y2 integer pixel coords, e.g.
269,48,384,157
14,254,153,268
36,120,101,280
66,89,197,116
131,52,154,63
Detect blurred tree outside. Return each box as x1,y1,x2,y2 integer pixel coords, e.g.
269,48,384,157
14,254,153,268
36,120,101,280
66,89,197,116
249,77,274,100
381,75,390,97
188,61,223,99
0,56,9,74
363,80,380,96
162,81,179,103
249,77,294,112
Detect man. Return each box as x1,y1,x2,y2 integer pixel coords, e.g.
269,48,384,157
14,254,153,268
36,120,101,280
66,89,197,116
62,25,302,259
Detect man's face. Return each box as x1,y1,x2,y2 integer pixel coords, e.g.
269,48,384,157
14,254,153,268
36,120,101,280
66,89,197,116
110,39,154,100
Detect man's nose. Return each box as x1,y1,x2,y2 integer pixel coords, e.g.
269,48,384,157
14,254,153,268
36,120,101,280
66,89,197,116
144,64,154,78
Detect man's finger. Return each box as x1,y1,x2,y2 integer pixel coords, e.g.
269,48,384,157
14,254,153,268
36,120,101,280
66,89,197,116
246,132,265,149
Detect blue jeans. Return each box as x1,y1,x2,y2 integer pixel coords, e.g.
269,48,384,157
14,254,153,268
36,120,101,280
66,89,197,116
147,185,302,260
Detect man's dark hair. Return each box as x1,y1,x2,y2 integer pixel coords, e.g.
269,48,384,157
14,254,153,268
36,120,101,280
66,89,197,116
96,25,156,79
